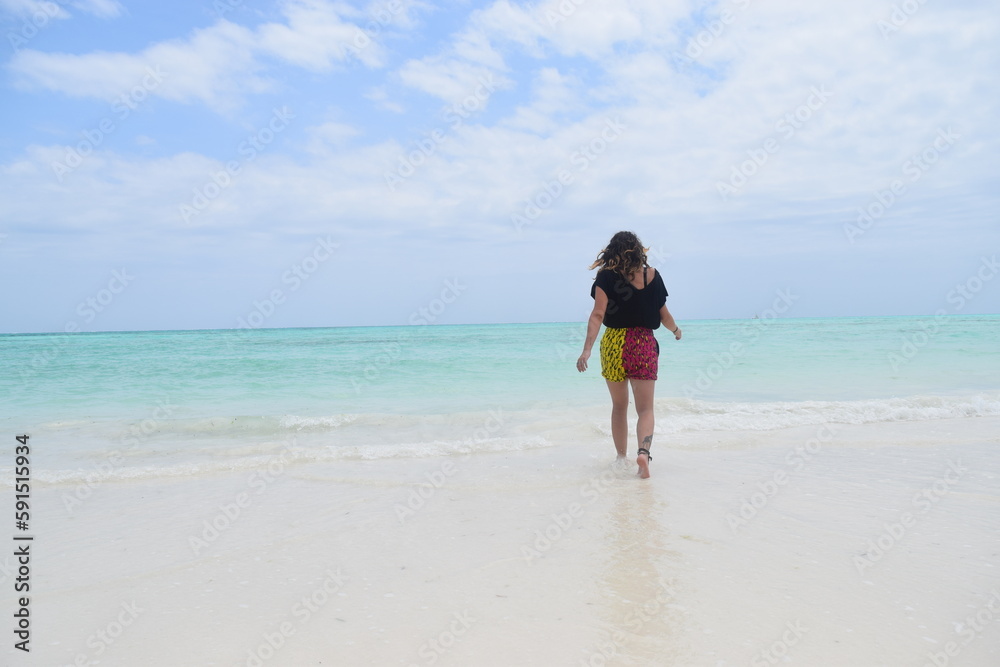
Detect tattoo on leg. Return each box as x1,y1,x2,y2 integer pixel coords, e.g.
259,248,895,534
642,435,652,447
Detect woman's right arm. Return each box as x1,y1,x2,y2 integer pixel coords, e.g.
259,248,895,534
577,287,608,372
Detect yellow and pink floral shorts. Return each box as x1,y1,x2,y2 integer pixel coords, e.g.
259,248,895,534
599,327,660,382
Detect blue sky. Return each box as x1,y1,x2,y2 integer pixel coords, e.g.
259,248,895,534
0,0,998,333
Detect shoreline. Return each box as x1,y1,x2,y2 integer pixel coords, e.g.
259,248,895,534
7,392,1000,489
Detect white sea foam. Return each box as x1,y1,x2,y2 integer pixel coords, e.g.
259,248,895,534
11,393,998,486
650,393,1000,433
22,434,555,485
277,413,359,430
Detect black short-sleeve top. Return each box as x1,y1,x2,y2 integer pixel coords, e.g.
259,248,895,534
590,268,668,329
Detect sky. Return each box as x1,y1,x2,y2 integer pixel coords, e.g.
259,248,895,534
0,0,998,333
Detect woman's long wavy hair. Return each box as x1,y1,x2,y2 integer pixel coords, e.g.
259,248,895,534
589,231,649,278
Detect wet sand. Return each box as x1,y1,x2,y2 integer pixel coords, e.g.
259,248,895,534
4,416,999,666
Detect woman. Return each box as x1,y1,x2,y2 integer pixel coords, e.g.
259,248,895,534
576,232,682,479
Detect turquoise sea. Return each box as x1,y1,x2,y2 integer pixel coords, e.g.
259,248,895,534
2,315,999,482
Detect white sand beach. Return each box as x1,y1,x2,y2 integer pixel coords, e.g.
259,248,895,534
5,414,999,666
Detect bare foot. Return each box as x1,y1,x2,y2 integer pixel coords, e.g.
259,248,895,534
636,451,650,479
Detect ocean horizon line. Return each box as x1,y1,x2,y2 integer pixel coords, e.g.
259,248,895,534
2,311,999,337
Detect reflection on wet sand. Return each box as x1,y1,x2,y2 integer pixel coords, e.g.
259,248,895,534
582,470,689,665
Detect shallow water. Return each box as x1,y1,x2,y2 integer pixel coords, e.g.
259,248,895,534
2,315,998,483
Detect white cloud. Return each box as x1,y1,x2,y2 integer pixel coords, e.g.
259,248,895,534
365,85,405,113
1,0,122,19
453,10,514,67
305,120,361,154
397,55,507,104
463,0,691,59
257,0,383,69
524,0,645,58
391,0,694,114
10,49,152,100
502,66,584,133
1,0,69,19
6,0,401,112
9,20,265,112
2,0,998,326
70,0,123,18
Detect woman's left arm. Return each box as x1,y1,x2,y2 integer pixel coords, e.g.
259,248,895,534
660,304,681,340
